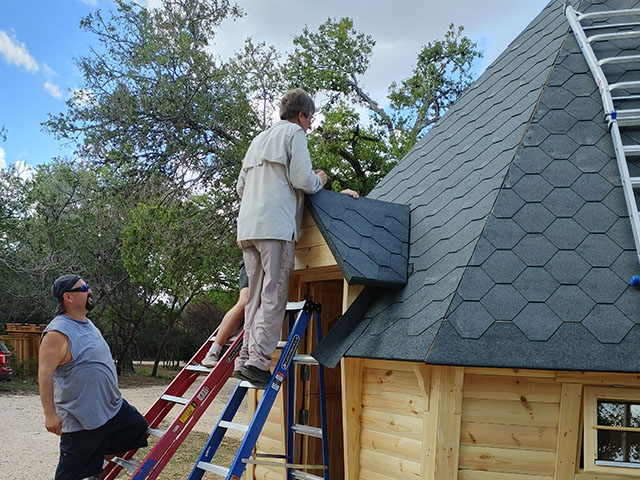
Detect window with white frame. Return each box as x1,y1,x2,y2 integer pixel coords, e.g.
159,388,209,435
584,386,640,474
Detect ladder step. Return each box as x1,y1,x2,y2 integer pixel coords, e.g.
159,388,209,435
629,177,640,187
276,340,288,349
160,394,189,405
219,420,249,432
239,379,268,389
186,364,212,373
601,54,640,65
147,427,165,438
292,470,325,480
291,424,323,438
293,354,319,365
588,29,640,42
286,300,307,312
613,94,640,102
585,21,640,31
624,145,640,157
579,8,640,21
242,459,327,470
111,457,141,474
610,81,640,92
614,108,640,118
196,461,229,476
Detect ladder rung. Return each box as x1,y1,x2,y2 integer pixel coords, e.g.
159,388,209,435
242,459,327,470
629,177,640,187
147,427,165,438
186,364,211,373
197,461,229,476
578,8,640,21
111,457,141,474
213,333,240,346
610,81,640,91
292,470,324,480
219,420,249,432
239,380,268,389
293,354,319,365
588,29,640,42
161,394,189,405
613,94,640,102
624,145,640,156
600,54,640,65
585,21,640,31
291,424,323,438
286,300,307,312
615,108,640,117
276,341,288,349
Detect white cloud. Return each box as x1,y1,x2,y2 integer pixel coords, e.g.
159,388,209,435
42,62,57,78
13,161,34,181
0,30,39,73
44,81,63,99
79,0,99,6
0,147,6,170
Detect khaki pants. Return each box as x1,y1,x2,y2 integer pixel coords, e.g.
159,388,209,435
236,239,295,371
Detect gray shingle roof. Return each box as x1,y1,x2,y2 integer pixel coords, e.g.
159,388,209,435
313,0,640,372
306,189,410,287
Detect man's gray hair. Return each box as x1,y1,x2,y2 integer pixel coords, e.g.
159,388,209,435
279,88,315,120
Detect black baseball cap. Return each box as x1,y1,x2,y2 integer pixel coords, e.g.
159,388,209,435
52,274,81,315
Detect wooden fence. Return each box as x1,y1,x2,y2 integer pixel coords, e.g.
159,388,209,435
1,323,46,371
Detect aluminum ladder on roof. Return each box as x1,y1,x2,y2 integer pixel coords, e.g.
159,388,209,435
102,327,245,480
187,298,330,480
566,5,640,283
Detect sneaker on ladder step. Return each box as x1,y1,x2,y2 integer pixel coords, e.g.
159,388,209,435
202,350,220,368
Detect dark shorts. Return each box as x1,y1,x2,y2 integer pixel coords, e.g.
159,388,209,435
239,261,248,290
55,399,148,480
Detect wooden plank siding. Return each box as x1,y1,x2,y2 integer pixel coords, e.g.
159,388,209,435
295,211,337,271
358,360,425,479
458,372,562,479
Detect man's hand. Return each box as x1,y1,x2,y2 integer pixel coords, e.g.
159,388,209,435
45,413,63,435
316,170,328,186
340,189,359,199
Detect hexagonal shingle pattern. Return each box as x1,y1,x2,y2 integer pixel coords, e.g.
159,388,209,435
315,0,640,374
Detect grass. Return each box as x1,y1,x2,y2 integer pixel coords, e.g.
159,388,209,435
114,431,241,479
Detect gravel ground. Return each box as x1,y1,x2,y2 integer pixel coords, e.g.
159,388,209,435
1,377,247,479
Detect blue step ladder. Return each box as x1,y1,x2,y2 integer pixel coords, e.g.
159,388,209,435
188,298,330,480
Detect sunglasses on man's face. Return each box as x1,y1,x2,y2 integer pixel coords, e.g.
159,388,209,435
67,284,90,293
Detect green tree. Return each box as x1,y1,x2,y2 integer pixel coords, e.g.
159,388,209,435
44,0,254,191
122,191,238,376
284,18,482,194
228,38,284,130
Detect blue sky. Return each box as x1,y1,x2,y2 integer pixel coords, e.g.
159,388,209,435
0,0,550,172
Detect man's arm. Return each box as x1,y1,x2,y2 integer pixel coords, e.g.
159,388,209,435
289,131,325,193
38,331,70,435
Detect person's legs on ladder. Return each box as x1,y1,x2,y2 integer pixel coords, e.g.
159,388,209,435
242,239,294,385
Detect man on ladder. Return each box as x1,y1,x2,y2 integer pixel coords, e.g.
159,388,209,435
234,88,327,386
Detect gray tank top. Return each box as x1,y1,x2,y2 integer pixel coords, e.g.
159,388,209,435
43,315,122,432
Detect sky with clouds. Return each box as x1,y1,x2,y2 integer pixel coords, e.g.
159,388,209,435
0,0,550,170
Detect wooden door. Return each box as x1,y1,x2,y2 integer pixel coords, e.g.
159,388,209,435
297,280,344,480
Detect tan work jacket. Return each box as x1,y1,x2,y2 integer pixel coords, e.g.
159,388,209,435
236,120,323,242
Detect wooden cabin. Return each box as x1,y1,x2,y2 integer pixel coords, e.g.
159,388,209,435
247,0,640,479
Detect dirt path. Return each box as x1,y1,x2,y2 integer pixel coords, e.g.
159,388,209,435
1,379,247,479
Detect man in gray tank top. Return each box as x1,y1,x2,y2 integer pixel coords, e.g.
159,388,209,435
39,274,148,480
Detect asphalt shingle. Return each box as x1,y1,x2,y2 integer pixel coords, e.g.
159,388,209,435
313,0,640,373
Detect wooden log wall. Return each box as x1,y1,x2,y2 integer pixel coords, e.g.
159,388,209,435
341,363,640,480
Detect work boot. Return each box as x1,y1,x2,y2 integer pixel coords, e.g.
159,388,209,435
241,365,271,388
201,350,220,368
